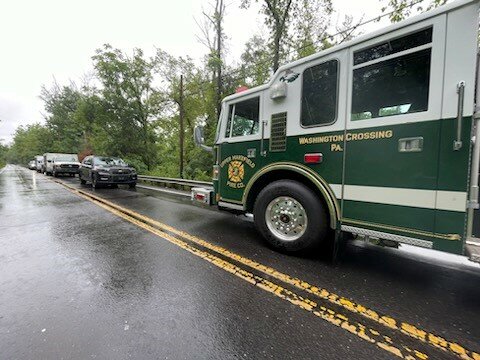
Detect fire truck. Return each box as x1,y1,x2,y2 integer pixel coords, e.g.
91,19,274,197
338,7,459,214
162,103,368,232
193,0,480,262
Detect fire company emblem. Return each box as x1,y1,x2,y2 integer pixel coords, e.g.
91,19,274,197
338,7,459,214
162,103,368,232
228,160,244,183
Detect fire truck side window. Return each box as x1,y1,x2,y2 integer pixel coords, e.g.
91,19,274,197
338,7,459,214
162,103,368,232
301,59,338,127
351,28,432,120
231,97,260,137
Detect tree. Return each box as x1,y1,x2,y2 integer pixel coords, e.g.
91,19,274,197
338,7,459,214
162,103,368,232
381,0,447,23
92,44,160,170
0,142,8,168
241,0,295,72
153,49,214,179
196,0,226,119
40,82,84,153
239,34,272,86
334,15,363,45
241,0,334,72
293,0,333,58
7,124,53,164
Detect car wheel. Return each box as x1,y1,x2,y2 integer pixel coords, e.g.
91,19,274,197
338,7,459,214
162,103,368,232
53,171,58,177
253,180,329,253
129,183,136,189
80,177,86,185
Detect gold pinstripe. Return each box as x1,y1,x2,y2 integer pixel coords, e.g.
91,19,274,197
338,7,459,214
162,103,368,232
242,161,341,229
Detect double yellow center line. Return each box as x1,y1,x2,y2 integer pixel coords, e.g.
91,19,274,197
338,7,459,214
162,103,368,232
53,179,479,360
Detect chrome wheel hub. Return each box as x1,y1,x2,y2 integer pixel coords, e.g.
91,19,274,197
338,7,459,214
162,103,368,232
265,196,308,241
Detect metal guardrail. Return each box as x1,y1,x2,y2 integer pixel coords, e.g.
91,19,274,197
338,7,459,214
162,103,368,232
137,175,212,190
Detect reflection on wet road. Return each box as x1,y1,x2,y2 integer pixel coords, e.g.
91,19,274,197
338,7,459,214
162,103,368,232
1,165,479,359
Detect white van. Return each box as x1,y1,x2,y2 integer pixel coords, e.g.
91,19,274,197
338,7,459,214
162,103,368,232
35,155,44,172
43,153,60,175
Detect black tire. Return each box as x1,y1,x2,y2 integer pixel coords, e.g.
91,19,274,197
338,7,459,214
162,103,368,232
53,171,58,177
80,177,86,185
129,183,136,189
253,180,329,253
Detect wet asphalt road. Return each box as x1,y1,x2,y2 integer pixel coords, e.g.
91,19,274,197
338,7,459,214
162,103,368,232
1,165,480,360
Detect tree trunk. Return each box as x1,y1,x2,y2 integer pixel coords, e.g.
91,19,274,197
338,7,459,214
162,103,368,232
215,0,224,120
273,31,281,72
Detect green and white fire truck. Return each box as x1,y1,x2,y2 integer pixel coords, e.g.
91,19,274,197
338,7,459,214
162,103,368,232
193,0,480,262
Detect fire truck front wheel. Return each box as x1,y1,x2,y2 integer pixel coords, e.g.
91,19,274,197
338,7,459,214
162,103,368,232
253,180,329,253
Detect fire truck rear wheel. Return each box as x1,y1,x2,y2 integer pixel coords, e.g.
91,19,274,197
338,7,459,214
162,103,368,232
253,179,329,253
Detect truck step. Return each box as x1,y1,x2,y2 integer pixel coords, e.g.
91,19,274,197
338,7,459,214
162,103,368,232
466,238,480,263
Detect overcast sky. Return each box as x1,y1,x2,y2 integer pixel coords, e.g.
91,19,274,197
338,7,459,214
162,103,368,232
0,0,390,144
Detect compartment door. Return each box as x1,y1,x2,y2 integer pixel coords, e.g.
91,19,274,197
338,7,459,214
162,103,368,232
342,17,447,248
434,3,478,253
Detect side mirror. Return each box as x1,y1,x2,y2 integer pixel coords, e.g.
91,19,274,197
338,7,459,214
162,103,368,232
194,126,213,153
194,126,205,146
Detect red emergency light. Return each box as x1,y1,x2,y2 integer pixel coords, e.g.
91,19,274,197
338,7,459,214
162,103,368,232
304,153,323,164
236,86,249,93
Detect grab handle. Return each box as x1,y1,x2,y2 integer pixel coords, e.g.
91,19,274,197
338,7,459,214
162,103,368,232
453,81,465,151
260,120,267,157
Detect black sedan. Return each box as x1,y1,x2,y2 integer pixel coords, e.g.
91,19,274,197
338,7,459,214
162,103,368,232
79,156,137,189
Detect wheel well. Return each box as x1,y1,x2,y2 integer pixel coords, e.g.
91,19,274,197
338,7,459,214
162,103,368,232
245,169,334,226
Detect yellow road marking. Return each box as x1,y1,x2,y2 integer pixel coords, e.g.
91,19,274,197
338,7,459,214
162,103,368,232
54,179,479,360
67,188,428,359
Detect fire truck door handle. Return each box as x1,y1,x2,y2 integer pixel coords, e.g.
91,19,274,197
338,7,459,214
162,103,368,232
260,120,267,157
453,81,465,151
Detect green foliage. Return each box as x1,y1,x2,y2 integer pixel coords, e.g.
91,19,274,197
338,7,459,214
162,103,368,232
381,0,447,23
240,35,272,87
92,44,160,170
122,155,148,174
7,124,53,164
293,0,333,57
40,84,84,153
6,1,365,180
240,0,333,72
0,143,8,168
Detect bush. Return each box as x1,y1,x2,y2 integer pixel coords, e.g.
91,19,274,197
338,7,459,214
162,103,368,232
123,155,148,174
147,162,179,178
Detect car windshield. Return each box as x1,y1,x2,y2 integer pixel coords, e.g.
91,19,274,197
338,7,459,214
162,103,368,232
95,157,126,166
55,155,78,162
